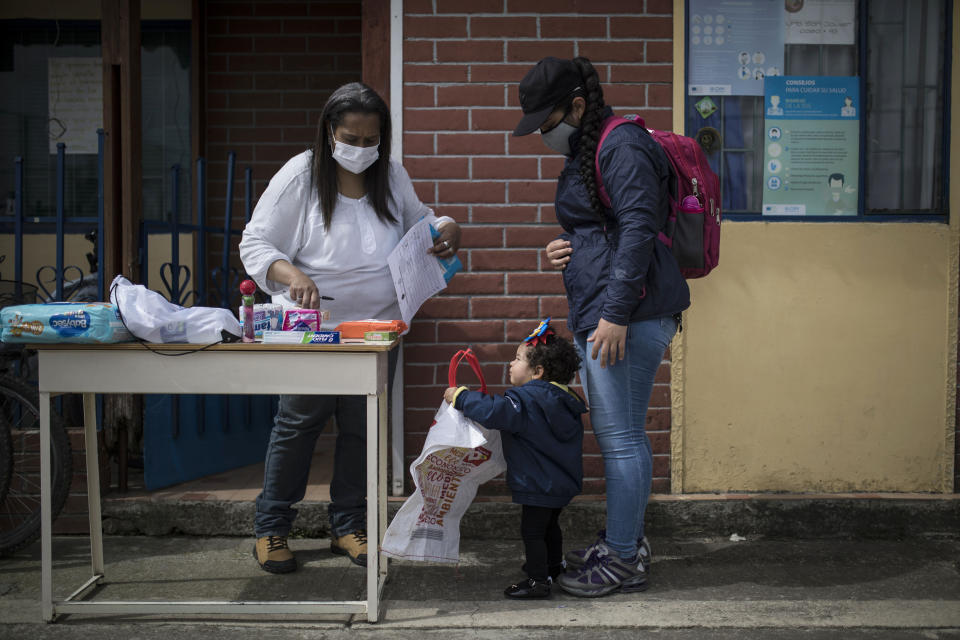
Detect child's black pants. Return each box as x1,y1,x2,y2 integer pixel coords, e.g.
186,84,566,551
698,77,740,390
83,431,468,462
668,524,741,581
520,505,563,581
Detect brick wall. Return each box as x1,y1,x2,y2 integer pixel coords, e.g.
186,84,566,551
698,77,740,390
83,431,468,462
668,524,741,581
400,0,676,495
203,0,363,295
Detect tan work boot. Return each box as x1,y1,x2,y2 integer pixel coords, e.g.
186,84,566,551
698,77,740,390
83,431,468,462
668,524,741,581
330,530,368,566
253,535,297,574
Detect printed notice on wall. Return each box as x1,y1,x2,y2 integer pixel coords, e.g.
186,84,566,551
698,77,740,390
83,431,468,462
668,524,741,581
785,0,855,45
761,76,859,216
48,57,102,154
688,0,785,96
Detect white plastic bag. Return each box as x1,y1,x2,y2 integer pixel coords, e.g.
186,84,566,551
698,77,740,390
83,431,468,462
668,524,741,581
109,275,241,344
382,349,506,563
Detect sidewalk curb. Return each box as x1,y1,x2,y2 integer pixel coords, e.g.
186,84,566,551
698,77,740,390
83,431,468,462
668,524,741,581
100,495,960,539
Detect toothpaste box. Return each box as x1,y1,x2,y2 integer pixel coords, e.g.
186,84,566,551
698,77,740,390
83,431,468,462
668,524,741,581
261,330,340,344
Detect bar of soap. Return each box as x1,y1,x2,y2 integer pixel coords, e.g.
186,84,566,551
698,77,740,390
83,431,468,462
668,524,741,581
364,331,398,341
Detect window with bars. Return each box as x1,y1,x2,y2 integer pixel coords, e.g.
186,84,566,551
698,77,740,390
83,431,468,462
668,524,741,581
684,0,950,219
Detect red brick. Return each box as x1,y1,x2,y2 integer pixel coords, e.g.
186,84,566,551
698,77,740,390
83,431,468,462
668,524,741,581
253,2,310,16
208,3,254,17
438,320,505,343
578,41,645,63
436,40,504,63
278,54,337,71
231,127,284,143
255,110,307,126
508,181,555,204
459,226,503,248
471,16,537,38
642,110,672,131
406,320,437,342
405,16,468,38
471,341,518,363
255,143,303,162
654,362,671,384
610,16,673,39
438,133,504,156
471,205,538,223
507,134,546,155
283,127,318,143
471,297,538,318
507,0,577,11
404,84,435,108
404,365,437,385
229,18,283,34
405,108,469,131
439,85,505,108
506,319,572,342
575,0,647,11
404,64,470,82
647,41,673,63
417,296,470,319
405,0,435,12
648,431,670,455
505,225,562,248
444,273,505,295
471,157,536,180
282,18,337,33
437,181,505,204
506,273,565,294
405,385,450,409
648,0,673,14
470,249,538,271
603,84,648,108
540,16,606,38
610,64,673,83
404,40,434,62
208,126,230,143
253,73,306,90
540,156,564,178
405,156,469,179
649,83,673,109
404,133,435,155
471,108,519,131
282,92,329,109
469,63,529,83
539,296,569,317
507,41,575,63
412,181,435,204
208,36,254,53
649,385,670,408
651,478,670,493
437,0,503,12
306,35,358,51
405,344,461,363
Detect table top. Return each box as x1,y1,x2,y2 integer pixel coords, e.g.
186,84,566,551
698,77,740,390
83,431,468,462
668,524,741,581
29,339,400,353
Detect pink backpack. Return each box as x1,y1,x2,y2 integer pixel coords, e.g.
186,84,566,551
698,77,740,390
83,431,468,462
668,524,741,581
595,115,721,279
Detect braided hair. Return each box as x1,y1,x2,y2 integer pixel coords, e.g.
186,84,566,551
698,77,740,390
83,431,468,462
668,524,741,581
572,57,607,223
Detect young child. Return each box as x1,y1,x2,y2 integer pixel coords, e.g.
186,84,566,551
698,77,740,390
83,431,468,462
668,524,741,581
443,318,586,599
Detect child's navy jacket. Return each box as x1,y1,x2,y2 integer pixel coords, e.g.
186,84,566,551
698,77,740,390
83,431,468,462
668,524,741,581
454,379,587,508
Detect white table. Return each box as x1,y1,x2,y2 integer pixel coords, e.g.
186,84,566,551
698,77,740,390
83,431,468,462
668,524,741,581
35,340,397,622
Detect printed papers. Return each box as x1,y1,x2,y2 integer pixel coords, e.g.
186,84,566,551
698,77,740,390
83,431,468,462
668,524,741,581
387,217,447,326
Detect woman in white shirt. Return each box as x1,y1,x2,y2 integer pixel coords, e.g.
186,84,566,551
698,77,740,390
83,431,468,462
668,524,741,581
240,82,460,574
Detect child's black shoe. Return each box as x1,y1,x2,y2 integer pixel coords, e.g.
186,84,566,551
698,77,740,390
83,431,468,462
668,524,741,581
504,577,551,599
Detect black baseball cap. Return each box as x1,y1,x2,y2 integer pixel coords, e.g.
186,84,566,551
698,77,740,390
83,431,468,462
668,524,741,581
513,57,582,136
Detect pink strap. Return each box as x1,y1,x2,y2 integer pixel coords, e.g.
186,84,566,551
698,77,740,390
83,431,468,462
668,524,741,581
448,348,487,394
594,115,645,209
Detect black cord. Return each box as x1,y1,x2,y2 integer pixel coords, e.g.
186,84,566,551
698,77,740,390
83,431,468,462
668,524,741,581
110,280,228,356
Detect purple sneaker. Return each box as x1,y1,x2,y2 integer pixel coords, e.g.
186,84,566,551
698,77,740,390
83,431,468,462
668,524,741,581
565,530,651,572
556,541,649,598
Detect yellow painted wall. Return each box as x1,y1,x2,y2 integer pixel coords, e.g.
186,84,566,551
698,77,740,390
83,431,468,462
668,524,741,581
0,233,195,303
670,0,958,494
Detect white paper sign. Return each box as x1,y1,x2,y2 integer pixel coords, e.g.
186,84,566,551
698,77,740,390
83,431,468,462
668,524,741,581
48,57,103,154
387,217,447,326
785,0,855,45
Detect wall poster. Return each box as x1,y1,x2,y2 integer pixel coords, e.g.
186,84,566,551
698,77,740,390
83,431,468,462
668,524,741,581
48,57,102,154
688,0,785,96
761,76,860,216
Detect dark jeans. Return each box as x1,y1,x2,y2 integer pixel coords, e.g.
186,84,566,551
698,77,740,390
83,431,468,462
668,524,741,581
521,505,564,581
254,348,398,539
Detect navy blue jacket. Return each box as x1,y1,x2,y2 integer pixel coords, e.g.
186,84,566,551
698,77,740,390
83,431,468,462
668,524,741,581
556,108,691,334
454,379,587,508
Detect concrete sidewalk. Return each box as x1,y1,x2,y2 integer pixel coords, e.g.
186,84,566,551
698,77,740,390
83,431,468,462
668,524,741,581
1,534,959,638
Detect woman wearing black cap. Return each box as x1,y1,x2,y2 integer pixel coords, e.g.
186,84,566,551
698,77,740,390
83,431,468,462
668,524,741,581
512,57,690,598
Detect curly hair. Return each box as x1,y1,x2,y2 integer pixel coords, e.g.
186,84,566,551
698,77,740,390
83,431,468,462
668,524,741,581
525,334,582,385
571,57,607,223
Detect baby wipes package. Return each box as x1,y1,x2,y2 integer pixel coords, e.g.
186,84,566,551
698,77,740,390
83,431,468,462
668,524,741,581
1,302,134,344
238,303,283,339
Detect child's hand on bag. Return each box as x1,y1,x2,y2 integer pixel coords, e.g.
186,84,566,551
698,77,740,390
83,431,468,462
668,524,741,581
443,387,461,404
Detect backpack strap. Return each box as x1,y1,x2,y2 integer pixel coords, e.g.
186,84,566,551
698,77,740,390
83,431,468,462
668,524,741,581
594,114,673,247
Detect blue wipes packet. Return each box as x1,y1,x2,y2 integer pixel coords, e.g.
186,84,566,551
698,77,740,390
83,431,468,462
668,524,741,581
429,223,462,283
0,302,134,344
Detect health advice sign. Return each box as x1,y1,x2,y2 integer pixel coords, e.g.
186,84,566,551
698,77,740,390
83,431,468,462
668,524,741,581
761,76,860,216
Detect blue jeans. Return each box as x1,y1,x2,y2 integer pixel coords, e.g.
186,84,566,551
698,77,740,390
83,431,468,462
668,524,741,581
575,315,678,560
254,348,398,539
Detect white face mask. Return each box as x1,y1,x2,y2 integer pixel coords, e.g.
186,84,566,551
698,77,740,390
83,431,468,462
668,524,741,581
541,121,577,156
330,127,380,174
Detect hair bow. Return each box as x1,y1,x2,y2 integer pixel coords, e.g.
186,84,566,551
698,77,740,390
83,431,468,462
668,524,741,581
524,317,555,346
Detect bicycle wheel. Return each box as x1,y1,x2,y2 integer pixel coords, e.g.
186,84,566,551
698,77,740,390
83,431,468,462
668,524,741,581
0,373,73,556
